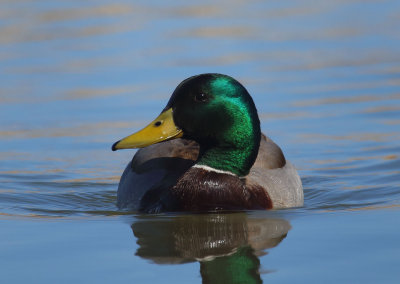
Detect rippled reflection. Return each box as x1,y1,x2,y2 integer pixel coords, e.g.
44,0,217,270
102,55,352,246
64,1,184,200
131,213,290,282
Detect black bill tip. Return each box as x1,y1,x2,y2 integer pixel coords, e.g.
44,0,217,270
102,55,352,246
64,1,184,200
111,140,120,151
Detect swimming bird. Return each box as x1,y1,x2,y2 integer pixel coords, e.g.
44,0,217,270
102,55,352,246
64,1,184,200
112,74,303,213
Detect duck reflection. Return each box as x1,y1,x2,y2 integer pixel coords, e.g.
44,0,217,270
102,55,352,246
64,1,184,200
130,213,291,283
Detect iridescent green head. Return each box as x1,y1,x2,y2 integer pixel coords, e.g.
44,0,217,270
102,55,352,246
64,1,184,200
166,73,261,176
112,73,261,177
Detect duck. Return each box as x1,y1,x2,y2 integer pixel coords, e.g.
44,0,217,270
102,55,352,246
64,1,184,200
112,73,303,213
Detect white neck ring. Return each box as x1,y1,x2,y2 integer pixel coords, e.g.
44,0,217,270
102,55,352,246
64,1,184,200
192,164,237,177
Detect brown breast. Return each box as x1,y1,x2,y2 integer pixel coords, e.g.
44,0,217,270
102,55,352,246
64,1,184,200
171,167,272,211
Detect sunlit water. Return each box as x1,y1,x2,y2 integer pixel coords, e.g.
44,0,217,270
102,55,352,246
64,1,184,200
1,0,400,283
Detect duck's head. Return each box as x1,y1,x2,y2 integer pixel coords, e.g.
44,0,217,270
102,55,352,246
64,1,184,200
112,73,261,176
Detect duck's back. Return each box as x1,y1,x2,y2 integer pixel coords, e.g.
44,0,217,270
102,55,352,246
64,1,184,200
246,135,303,208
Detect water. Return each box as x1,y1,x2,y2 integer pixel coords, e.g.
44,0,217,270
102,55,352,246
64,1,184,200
1,0,400,282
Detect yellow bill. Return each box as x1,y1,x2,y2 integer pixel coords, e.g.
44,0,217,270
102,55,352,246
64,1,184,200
112,108,183,151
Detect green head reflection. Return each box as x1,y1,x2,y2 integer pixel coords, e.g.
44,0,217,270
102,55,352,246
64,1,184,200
200,246,261,284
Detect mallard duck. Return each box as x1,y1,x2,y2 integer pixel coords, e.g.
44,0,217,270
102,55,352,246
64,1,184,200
112,73,303,213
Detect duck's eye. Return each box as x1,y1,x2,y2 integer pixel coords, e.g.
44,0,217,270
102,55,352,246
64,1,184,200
194,93,208,103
